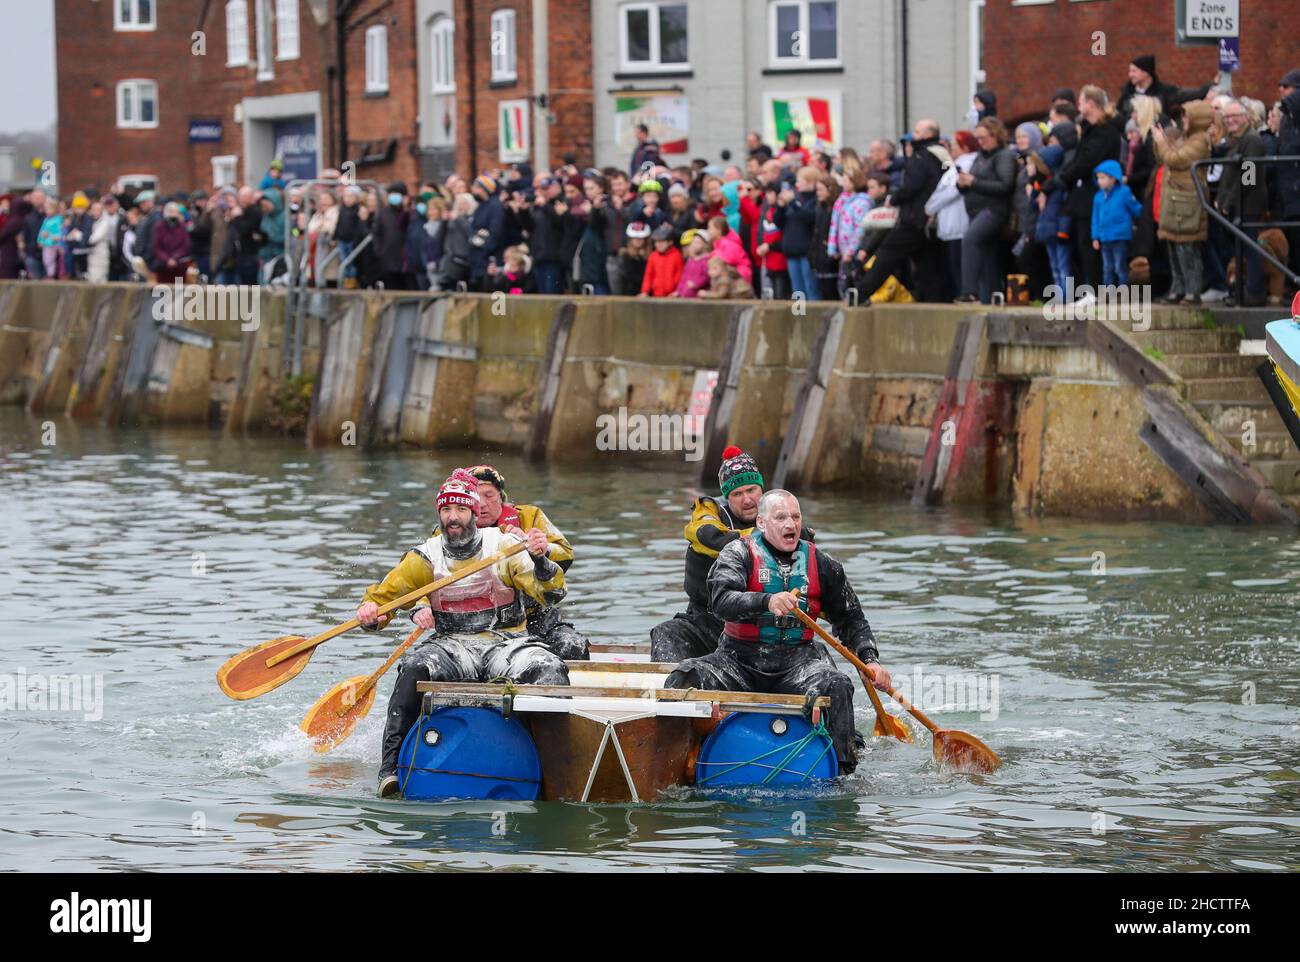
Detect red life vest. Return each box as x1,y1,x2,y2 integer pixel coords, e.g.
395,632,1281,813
494,503,521,529
723,537,821,645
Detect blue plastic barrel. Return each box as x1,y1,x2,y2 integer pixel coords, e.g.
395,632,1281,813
396,706,542,801
695,711,838,787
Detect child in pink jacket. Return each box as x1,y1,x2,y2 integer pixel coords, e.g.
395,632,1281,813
675,229,713,297
706,215,753,284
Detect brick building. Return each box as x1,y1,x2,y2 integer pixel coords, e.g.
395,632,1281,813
56,0,331,195
341,0,595,184
336,0,422,187
436,0,593,177
983,0,1293,125
56,0,597,194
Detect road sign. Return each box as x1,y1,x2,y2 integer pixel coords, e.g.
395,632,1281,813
1186,0,1239,39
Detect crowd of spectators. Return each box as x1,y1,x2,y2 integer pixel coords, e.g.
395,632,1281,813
2,57,1298,309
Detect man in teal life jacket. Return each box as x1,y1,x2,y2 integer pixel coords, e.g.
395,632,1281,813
663,489,892,774
650,446,814,663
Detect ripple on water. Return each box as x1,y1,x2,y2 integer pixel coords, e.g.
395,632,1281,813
1,412,1298,870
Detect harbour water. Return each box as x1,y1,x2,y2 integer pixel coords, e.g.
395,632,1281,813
1,408,1297,872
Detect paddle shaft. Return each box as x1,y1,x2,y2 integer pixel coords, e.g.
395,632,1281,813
787,590,893,720
338,626,425,716
791,593,947,737
265,540,527,668
880,684,941,736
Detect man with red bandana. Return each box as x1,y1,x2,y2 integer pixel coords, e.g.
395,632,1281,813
356,469,570,797
664,489,892,775
439,464,589,660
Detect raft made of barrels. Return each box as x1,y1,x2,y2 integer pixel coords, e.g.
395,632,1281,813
398,660,835,802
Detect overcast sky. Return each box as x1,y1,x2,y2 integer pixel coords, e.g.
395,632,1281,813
0,0,56,134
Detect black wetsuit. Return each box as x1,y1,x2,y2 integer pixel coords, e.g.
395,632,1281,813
664,534,877,773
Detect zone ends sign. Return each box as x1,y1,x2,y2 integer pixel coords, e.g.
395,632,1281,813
1185,0,1239,39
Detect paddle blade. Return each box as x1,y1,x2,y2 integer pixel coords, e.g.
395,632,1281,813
300,675,376,754
217,636,316,701
933,729,1001,773
872,711,915,744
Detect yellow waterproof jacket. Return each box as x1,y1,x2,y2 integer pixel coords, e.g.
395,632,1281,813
681,498,754,610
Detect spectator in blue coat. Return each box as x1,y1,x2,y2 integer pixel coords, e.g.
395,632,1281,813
258,159,288,192
1030,146,1073,296
779,166,820,300
468,175,506,290
1090,159,1143,287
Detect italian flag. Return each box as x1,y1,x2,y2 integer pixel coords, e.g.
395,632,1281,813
772,96,832,144
502,103,525,153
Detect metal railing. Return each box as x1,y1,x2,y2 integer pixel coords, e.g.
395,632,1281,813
278,177,381,376
1191,156,1300,301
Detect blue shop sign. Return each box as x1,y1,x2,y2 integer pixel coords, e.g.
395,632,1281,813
189,120,223,143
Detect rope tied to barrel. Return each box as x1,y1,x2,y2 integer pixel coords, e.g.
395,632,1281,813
696,717,835,786
487,676,520,696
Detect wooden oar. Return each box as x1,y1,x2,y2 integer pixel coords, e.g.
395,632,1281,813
787,591,912,744
877,678,1001,773
216,541,527,700
300,626,425,753
792,590,1001,773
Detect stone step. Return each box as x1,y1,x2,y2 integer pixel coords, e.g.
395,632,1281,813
1193,399,1290,437
1249,459,1300,495
1146,307,1218,330
1185,377,1271,402
1130,328,1242,353
1225,431,1299,459
1162,352,1263,379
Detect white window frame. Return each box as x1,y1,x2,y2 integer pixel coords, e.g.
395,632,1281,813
276,0,300,60
489,9,517,83
431,17,456,94
255,0,275,80
970,0,986,92
116,80,159,129
619,2,690,72
211,155,239,189
226,1,250,67
116,173,159,193
366,25,389,94
769,1,840,68
114,0,156,31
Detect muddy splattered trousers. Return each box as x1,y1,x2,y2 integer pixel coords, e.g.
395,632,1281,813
650,606,724,663
526,604,590,661
664,636,859,774
379,633,569,777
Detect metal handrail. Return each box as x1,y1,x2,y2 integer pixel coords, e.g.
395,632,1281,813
1191,156,1300,293
313,240,341,288
277,178,381,376
260,255,285,286
335,232,372,278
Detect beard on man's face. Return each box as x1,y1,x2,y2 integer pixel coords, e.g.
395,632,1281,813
443,515,479,547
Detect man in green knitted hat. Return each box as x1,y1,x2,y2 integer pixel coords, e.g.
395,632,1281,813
650,446,813,663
